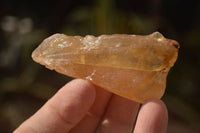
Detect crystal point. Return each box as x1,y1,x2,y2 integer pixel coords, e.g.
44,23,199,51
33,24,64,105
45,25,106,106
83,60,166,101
32,32,179,103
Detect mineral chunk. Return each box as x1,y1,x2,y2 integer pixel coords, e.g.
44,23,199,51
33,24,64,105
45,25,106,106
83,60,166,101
32,32,179,103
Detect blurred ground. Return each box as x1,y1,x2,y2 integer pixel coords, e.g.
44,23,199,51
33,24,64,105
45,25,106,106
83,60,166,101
0,0,200,132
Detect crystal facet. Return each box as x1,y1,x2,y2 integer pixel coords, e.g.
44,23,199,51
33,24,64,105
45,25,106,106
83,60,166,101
32,32,179,103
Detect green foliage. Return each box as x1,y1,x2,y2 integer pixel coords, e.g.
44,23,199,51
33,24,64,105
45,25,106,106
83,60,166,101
0,0,200,132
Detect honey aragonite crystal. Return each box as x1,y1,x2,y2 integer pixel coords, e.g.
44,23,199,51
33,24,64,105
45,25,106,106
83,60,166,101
32,32,179,103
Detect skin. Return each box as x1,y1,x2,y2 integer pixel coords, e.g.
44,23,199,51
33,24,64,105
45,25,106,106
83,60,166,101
13,79,168,133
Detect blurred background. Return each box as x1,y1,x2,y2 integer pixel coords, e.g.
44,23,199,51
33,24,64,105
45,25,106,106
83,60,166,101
0,0,199,132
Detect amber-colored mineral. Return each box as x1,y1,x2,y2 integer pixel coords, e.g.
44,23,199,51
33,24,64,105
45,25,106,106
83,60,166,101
32,32,179,103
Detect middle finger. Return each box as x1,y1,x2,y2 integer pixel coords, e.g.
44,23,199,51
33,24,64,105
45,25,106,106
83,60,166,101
99,95,140,133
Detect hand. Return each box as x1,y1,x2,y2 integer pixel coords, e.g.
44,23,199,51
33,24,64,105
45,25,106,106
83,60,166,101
14,79,168,133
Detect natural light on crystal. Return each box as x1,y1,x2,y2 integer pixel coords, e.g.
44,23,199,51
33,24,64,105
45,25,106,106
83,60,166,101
32,32,179,103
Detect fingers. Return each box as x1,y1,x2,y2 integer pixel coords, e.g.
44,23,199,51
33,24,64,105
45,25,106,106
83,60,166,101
99,95,140,133
14,79,96,133
69,85,112,133
134,99,168,133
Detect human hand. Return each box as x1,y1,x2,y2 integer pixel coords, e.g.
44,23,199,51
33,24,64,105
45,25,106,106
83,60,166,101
14,79,168,133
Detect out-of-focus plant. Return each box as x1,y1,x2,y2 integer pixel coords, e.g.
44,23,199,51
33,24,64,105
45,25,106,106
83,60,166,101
0,0,200,132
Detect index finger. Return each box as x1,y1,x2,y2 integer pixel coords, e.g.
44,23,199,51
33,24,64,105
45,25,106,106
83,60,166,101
14,79,96,133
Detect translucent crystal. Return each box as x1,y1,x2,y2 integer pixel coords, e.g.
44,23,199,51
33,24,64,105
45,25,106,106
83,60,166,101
32,32,179,103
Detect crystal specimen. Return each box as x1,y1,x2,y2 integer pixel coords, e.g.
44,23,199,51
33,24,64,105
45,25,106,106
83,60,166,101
32,32,179,103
